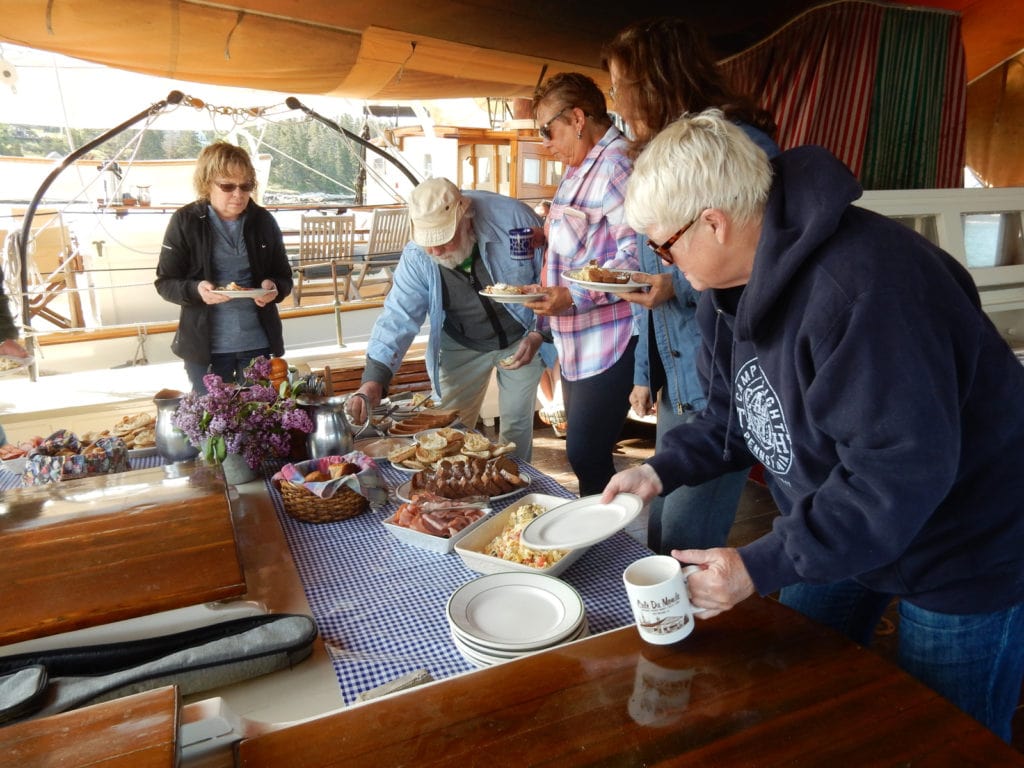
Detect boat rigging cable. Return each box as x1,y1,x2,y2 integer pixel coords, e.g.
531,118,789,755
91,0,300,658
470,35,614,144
284,96,421,188
15,90,186,337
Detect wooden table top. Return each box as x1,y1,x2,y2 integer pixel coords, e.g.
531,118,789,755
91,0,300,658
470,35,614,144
0,685,179,767
237,595,1024,766
0,462,246,645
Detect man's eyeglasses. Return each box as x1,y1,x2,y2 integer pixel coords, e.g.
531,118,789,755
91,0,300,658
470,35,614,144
648,214,701,266
538,107,571,140
215,181,256,193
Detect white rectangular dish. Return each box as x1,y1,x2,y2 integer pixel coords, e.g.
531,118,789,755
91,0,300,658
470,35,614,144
454,493,587,577
0,457,27,474
383,506,492,554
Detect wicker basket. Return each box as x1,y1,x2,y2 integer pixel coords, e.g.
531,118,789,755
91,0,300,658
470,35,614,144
279,480,369,524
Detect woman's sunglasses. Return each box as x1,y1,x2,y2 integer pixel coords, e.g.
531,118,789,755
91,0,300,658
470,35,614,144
538,107,571,140
215,181,256,193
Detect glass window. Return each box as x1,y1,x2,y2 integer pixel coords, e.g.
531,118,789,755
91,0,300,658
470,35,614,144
890,215,939,246
962,212,1024,269
546,161,563,186
523,158,541,185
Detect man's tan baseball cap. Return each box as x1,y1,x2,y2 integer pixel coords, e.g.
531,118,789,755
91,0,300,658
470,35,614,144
409,177,466,247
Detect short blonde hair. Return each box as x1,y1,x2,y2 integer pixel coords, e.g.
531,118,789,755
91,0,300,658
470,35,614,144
193,141,257,201
625,109,772,235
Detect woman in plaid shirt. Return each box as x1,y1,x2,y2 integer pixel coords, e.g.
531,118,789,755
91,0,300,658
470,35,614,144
526,73,639,495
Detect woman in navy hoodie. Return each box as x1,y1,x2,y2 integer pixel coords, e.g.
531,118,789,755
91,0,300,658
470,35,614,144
605,109,1024,741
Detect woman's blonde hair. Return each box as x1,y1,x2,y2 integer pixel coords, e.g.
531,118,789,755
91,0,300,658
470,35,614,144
625,109,772,234
193,141,257,200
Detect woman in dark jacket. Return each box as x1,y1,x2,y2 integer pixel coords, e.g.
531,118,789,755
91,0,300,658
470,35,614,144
155,141,292,392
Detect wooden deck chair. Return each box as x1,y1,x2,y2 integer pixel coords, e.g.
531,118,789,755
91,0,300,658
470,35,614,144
292,214,357,306
17,209,85,329
354,207,409,299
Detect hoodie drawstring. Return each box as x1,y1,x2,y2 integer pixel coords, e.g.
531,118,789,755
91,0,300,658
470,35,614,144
710,308,736,462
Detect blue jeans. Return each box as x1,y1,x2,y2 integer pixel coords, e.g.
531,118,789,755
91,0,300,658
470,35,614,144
648,395,749,553
185,348,270,393
780,580,1024,741
562,337,636,496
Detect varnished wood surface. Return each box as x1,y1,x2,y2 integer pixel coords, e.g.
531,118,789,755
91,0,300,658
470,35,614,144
238,595,1024,767
0,685,179,767
0,462,246,645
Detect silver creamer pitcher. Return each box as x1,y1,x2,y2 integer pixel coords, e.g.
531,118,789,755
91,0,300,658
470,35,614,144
300,393,373,459
153,389,200,463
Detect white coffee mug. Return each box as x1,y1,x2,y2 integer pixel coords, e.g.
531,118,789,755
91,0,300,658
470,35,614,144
623,555,704,645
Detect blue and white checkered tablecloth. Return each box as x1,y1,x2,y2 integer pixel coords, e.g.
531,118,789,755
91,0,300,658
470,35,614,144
263,458,653,705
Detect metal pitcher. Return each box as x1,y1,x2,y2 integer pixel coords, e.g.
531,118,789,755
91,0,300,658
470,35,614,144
153,390,200,463
300,393,373,460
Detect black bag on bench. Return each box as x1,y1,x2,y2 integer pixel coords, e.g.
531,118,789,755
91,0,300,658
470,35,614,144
0,613,317,724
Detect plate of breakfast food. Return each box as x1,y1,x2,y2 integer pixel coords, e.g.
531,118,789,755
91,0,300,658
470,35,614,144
479,283,546,303
563,261,648,293
386,429,515,472
0,354,33,377
387,408,460,436
395,454,530,502
212,281,270,298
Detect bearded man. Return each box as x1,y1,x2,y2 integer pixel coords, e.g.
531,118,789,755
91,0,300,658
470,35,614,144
349,177,548,460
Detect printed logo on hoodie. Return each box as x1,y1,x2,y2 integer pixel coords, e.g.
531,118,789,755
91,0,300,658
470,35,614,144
734,358,792,474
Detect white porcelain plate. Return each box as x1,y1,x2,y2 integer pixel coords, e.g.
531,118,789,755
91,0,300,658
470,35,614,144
353,436,413,460
452,616,589,660
211,289,267,299
562,269,648,294
478,290,546,304
395,475,530,503
446,571,584,651
0,355,33,377
520,493,644,550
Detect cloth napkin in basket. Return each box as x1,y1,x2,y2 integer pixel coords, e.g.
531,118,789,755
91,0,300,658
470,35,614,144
272,452,387,507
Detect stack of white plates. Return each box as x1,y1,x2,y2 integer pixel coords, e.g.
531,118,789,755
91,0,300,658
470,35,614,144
446,571,588,668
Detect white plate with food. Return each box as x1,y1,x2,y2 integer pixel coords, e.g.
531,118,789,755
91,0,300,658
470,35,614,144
455,493,586,577
211,288,267,299
395,474,530,503
0,355,34,377
478,287,546,304
353,436,414,460
519,492,644,550
128,446,159,460
446,571,585,651
562,269,648,293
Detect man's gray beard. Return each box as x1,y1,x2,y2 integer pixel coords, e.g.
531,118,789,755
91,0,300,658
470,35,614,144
432,233,476,270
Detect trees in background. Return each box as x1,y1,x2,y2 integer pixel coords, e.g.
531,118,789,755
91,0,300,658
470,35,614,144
0,113,376,198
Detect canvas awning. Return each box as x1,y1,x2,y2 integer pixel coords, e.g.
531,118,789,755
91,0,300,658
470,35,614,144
2,0,1023,183
0,0,1018,100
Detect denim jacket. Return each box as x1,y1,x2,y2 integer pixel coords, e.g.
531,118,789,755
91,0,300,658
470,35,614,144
633,238,707,413
633,122,780,414
365,190,545,394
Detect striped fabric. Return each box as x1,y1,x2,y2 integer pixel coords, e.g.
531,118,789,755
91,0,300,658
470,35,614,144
721,0,966,189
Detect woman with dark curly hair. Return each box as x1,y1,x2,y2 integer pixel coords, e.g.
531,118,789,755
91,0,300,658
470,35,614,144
602,17,779,553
